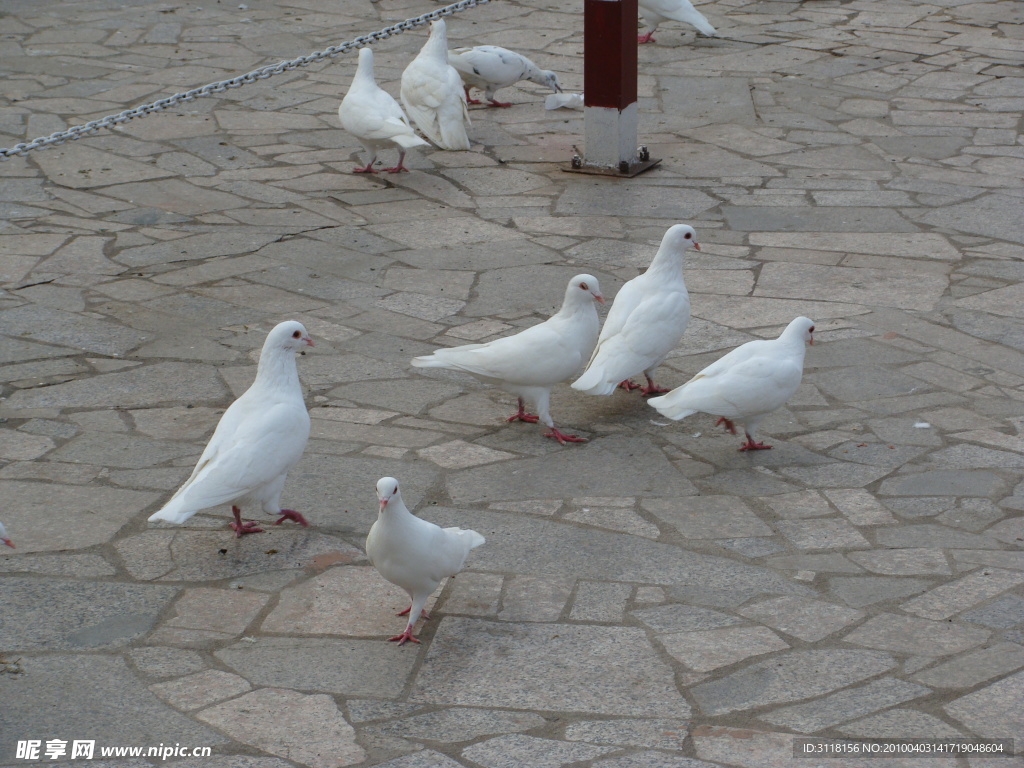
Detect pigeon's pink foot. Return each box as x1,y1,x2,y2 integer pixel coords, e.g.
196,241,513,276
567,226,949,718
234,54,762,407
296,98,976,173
716,417,738,435
464,87,483,105
389,628,421,646
618,379,641,392
544,428,588,445
273,509,309,527
230,507,264,537
384,164,409,173
739,435,772,452
506,398,540,423
2,538,14,549
352,163,377,174
487,99,513,108
396,606,430,619
638,32,656,43
640,375,670,397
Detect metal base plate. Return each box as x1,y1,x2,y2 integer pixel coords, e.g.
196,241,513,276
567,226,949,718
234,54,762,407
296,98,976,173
562,157,661,178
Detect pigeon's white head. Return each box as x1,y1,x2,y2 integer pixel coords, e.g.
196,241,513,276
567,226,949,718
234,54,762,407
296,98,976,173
268,320,315,352
787,316,815,346
376,477,401,511
663,224,701,253
356,46,374,74
532,70,562,93
568,274,604,304
0,521,14,549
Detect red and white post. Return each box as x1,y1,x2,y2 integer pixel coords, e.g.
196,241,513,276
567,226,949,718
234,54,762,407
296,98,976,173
568,0,659,176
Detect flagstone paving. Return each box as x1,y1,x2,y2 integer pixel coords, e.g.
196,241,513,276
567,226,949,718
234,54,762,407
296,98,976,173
1,0,1023,765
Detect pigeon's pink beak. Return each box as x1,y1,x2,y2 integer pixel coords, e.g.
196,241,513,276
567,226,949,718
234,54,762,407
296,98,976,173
379,496,391,511
303,335,315,348
692,241,701,251
2,538,14,549
594,293,605,304
809,335,814,346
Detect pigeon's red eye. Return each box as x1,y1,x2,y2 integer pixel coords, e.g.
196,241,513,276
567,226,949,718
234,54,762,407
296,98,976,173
292,330,301,338
580,282,588,290
809,326,815,333
684,232,691,239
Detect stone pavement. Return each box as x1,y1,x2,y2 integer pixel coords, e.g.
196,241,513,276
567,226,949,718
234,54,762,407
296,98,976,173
1,0,1023,765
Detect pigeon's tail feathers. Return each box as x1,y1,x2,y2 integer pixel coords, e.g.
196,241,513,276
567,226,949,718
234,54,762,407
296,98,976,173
671,6,717,35
411,346,487,375
690,15,718,36
647,394,697,422
148,497,198,525
446,527,486,550
571,364,618,396
393,132,430,149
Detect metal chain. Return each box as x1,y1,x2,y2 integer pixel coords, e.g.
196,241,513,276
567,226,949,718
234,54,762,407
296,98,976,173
0,0,490,160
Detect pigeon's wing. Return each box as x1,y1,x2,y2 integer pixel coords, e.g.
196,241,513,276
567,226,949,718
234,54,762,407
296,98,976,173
457,46,529,87
593,275,647,348
428,524,485,580
414,319,588,387
652,343,800,419
155,402,310,518
640,0,717,33
594,289,689,377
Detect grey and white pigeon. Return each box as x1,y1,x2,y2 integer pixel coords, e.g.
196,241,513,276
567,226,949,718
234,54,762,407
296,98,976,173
366,477,485,646
148,321,314,537
339,47,429,173
448,45,562,107
638,0,718,43
0,521,14,549
400,20,471,150
572,225,698,397
648,316,815,451
412,274,604,444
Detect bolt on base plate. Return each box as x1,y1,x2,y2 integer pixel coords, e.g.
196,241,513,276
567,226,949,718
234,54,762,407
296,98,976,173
562,146,661,178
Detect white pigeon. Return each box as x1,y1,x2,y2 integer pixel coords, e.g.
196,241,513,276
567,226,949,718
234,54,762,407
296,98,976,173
148,321,314,537
366,477,485,646
411,274,604,444
400,20,471,150
638,0,718,43
339,47,429,174
448,45,562,107
648,316,815,451
572,225,698,397
0,521,14,549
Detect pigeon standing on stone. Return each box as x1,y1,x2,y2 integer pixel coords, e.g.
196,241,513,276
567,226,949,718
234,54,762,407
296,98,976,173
448,45,562,107
148,321,314,537
638,0,718,43
572,225,698,397
338,47,429,173
648,316,815,451
400,20,471,150
0,521,14,549
366,477,485,646
411,275,605,444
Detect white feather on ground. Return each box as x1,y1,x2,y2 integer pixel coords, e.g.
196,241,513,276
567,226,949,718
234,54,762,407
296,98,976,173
148,321,314,537
339,47,428,173
411,274,604,444
648,316,815,451
572,225,698,397
638,0,718,43
366,477,485,645
400,20,471,150
448,45,561,107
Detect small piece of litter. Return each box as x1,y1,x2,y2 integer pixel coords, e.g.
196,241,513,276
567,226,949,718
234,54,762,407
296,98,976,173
650,420,669,427
913,422,931,429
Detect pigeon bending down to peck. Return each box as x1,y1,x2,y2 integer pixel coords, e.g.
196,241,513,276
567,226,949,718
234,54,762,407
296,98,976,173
401,20,471,150
148,321,314,537
366,477,485,646
638,0,718,43
0,521,14,548
448,45,562,107
339,47,429,173
648,316,815,451
572,225,698,397
412,274,604,445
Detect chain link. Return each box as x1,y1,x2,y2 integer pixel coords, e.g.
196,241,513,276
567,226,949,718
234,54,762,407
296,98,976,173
0,0,490,160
